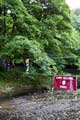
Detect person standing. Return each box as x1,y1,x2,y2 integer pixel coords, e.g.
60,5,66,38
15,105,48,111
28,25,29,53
25,58,29,72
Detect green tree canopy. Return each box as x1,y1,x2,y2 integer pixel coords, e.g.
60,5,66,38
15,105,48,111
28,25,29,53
0,0,78,74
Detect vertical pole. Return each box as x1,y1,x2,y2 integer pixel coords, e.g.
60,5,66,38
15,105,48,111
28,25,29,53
70,79,73,91
74,76,77,101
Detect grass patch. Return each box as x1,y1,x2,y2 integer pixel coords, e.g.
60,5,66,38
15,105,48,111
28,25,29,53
76,89,80,96
0,69,53,97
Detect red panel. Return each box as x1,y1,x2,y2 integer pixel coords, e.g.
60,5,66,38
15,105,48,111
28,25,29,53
53,75,77,91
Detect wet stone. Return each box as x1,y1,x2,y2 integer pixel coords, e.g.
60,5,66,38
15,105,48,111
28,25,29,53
0,91,80,120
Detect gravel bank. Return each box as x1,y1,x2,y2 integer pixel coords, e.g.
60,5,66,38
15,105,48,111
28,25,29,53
0,91,80,120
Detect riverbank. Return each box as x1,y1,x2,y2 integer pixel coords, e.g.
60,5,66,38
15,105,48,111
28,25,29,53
0,91,80,120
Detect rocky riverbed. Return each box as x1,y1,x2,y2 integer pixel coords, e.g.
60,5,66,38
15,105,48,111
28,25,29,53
0,90,80,120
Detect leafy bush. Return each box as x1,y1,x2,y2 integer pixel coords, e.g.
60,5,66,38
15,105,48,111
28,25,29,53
77,77,80,88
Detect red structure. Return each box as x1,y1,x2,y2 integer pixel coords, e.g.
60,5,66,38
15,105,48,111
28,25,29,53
53,75,77,91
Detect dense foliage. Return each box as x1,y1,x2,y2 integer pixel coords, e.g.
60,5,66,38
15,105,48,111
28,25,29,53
71,9,80,70
0,0,80,76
